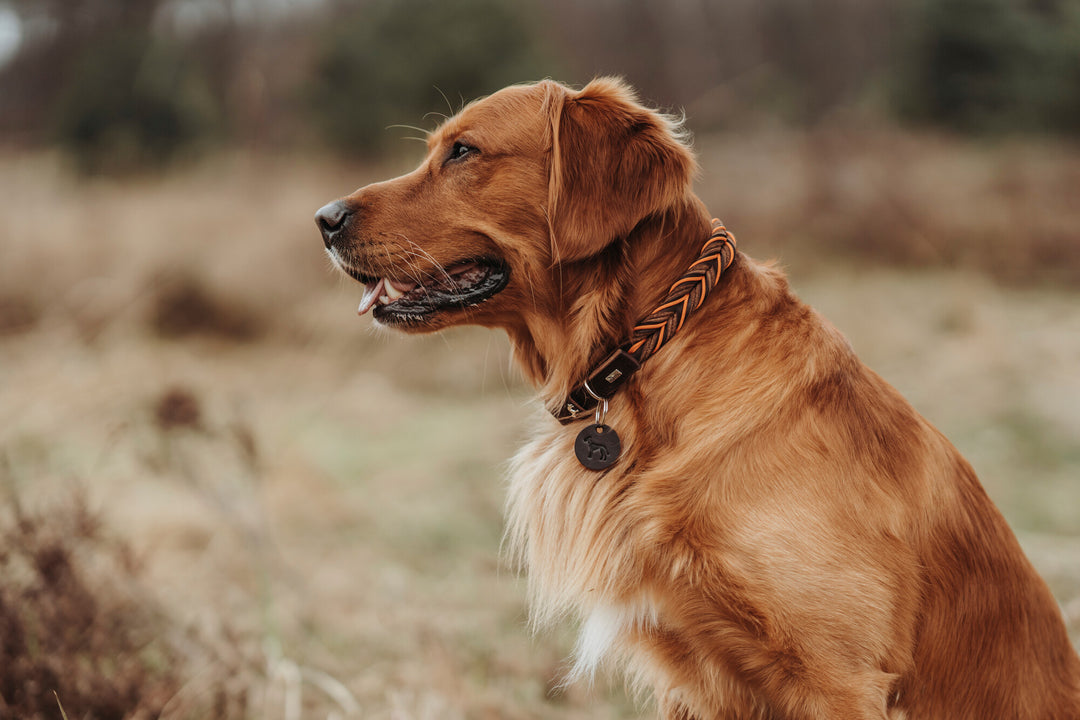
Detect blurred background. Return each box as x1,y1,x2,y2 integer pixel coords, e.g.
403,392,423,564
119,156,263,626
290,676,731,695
0,0,1078,718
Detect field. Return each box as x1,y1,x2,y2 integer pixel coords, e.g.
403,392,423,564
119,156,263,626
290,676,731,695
1,129,1079,719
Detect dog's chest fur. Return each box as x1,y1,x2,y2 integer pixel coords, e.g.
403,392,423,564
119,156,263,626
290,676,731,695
504,416,683,684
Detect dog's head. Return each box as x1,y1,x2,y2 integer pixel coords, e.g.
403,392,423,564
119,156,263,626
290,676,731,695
316,78,695,334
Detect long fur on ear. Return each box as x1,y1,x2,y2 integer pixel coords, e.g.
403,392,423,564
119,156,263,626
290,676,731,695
545,78,697,263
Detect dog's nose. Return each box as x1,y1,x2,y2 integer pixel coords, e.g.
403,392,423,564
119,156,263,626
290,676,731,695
315,200,351,248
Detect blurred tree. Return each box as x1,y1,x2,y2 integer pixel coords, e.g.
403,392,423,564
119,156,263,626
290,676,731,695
543,0,902,129
1,0,161,139
307,0,553,156
0,0,226,171
895,0,1080,134
3,0,1075,164
52,29,221,173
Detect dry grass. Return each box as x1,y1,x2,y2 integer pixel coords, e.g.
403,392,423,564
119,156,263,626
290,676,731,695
0,129,1078,718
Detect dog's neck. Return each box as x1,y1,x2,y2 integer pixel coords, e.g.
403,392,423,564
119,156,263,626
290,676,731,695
506,200,716,412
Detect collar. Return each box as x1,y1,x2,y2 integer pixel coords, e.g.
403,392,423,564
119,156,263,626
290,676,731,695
551,218,737,424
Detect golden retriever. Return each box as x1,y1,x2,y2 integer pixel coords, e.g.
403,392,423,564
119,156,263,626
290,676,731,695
315,78,1080,719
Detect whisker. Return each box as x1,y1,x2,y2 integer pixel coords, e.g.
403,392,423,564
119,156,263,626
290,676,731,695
384,234,456,308
523,264,541,314
395,253,434,290
395,247,446,283
386,123,432,137
400,240,456,287
433,86,455,117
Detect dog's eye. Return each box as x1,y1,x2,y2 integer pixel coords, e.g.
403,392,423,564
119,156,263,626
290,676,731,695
446,141,477,164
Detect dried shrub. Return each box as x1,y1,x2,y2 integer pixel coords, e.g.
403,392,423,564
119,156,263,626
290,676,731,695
154,386,204,433
149,277,263,342
0,296,40,337
0,491,249,720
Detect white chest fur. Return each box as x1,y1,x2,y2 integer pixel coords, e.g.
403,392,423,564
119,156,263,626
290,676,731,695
570,600,659,682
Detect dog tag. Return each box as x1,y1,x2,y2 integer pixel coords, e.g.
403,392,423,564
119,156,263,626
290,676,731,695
574,423,621,471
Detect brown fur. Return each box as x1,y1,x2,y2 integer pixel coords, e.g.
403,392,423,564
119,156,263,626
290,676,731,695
320,78,1080,719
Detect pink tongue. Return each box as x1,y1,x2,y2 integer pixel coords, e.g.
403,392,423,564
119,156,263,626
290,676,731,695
357,279,385,315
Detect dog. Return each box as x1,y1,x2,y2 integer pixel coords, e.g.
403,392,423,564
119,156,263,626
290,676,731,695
315,78,1080,719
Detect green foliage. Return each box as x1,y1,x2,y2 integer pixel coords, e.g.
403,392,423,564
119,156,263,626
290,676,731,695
894,0,1080,134
307,0,554,156
52,30,221,174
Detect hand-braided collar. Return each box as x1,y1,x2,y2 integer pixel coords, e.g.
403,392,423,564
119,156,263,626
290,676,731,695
551,219,737,424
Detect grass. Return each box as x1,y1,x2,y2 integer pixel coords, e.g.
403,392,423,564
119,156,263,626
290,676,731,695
0,128,1078,718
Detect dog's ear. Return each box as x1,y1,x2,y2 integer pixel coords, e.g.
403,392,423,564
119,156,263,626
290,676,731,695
545,78,696,263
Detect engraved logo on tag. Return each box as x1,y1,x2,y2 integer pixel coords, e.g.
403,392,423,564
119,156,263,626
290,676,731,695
574,424,621,471
604,368,623,384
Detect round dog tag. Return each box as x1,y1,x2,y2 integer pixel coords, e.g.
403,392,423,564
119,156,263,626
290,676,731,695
574,423,621,470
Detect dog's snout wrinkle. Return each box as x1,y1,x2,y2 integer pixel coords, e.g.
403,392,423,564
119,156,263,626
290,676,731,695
315,200,352,248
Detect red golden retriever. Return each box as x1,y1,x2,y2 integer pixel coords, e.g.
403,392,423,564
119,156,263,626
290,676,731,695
315,78,1080,719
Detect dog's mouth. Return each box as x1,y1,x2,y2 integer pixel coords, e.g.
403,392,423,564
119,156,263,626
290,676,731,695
344,257,510,324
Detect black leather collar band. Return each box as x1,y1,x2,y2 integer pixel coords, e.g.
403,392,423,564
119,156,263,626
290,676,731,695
554,348,641,424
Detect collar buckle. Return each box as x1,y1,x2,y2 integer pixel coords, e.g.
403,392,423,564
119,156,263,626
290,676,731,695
554,349,640,424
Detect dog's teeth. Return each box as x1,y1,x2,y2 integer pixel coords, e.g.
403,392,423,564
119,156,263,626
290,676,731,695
378,294,390,305
384,279,404,301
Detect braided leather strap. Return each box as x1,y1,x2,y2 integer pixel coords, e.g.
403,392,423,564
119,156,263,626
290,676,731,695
625,219,736,364
552,219,737,423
